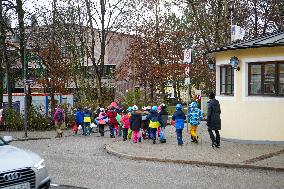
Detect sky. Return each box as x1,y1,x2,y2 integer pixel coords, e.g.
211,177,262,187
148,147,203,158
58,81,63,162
11,0,183,28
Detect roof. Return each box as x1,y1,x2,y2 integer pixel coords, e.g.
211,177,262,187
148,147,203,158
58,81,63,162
209,31,284,53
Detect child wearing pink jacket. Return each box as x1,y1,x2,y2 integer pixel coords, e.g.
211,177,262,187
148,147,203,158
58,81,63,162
120,110,130,141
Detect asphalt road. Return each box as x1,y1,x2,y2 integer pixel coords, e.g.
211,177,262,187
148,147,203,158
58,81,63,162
12,133,284,189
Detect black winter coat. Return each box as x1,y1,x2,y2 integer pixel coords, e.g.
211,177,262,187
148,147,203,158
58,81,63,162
207,99,221,130
159,110,168,128
130,112,142,131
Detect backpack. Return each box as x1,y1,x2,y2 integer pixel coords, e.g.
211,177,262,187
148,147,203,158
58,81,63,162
57,111,63,122
84,113,91,123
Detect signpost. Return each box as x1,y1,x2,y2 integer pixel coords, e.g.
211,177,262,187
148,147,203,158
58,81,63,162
183,49,192,134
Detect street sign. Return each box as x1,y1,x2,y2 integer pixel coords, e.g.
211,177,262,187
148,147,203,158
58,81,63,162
183,49,192,64
185,66,190,76
185,78,190,85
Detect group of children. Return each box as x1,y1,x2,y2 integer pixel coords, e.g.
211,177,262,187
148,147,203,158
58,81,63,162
74,102,203,146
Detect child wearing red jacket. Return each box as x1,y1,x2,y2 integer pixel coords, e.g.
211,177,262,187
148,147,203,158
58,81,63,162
120,110,130,141
107,106,117,138
96,108,108,137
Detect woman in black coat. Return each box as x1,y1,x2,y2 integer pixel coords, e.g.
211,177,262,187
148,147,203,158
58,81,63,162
207,92,221,148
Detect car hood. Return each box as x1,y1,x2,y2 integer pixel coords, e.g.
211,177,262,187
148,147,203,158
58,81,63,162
0,145,41,172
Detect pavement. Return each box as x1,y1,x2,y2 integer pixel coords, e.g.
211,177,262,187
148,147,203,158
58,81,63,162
1,123,284,171
2,126,284,189
105,122,284,171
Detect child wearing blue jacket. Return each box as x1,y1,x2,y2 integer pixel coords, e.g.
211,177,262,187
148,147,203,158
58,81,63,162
188,101,203,143
172,104,186,146
75,107,84,135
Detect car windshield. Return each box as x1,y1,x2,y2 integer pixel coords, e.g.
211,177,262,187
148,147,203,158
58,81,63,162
0,137,7,146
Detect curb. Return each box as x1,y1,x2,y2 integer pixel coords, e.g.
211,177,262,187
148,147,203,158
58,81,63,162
105,144,284,172
13,137,52,141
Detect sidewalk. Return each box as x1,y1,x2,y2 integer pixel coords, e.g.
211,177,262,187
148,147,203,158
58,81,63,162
0,129,75,141
105,122,284,171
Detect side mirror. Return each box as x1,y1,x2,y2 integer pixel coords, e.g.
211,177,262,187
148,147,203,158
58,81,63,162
3,136,13,143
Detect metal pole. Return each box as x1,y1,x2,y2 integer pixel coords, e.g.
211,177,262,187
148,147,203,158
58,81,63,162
23,40,28,138
186,82,190,134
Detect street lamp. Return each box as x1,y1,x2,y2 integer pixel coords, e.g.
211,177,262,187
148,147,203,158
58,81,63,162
11,34,30,138
228,0,234,43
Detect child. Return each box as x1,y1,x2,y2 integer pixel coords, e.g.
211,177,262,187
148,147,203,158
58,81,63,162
83,108,92,136
141,106,150,139
75,107,84,134
158,104,168,143
130,105,142,143
53,105,65,138
116,108,123,137
172,104,186,146
188,101,203,143
127,106,133,139
120,110,130,141
96,108,108,137
146,106,162,144
72,121,78,135
157,106,162,137
106,106,117,138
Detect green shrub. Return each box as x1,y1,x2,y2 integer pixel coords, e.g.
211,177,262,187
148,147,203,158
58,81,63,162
28,106,52,131
3,108,24,131
119,89,145,109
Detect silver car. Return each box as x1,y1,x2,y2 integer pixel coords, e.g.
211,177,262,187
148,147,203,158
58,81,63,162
0,136,51,189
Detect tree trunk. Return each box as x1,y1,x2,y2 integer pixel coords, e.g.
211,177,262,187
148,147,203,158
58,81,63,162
98,0,106,105
0,55,3,109
50,0,57,118
177,80,181,102
95,67,103,105
144,83,147,104
0,0,4,109
50,79,56,117
173,80,178,105
4,45,12,108
85,0,103,105
16,0,25,87
150,83,154,103
0,2,12,108
254,0,258,38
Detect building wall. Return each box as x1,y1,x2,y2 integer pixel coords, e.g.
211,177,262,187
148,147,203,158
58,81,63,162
214,46,284,141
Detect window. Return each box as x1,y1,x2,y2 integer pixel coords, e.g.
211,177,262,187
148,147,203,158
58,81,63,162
220,65,234,95
248,62,284,96
84,65,116,79
84,66,94,78
101,65,116,78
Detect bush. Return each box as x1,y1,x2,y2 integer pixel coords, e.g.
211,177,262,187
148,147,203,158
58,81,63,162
3,108,24,131
28,106,53,131
119,89,145,109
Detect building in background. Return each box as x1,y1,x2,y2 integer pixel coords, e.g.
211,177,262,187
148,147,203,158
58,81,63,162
2,27,132,111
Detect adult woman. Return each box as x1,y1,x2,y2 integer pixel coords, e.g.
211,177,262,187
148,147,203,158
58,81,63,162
207,92,221,148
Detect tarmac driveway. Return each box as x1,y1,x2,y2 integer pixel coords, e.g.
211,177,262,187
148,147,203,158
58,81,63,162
8,130,284,189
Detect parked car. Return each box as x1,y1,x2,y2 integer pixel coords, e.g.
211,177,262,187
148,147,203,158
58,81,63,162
0,136,50,189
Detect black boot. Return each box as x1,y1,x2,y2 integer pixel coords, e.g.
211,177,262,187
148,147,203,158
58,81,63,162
195,136,199,143
191,135,195,142
214,142,220,148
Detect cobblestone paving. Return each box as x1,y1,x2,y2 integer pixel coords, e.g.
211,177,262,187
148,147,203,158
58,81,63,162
107,122,284,168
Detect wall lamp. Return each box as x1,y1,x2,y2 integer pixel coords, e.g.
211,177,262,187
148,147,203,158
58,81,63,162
229,56,240,71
